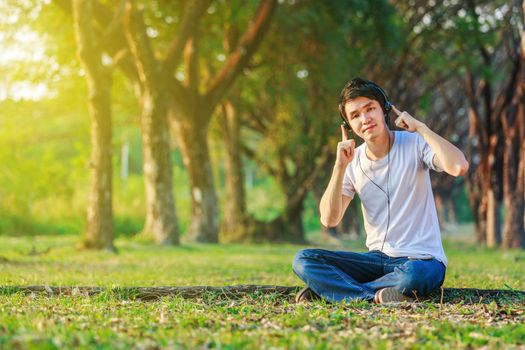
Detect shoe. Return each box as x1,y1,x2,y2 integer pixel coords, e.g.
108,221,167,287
375,287,413,303
295,286,321,303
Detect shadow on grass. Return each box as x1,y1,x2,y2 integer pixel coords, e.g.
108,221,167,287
0,285,524,305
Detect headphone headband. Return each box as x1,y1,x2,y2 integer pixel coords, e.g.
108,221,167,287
368,83,392,113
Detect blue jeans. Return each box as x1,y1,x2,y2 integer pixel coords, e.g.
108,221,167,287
292,249,446,303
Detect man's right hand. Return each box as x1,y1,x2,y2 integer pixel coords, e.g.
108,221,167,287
336,125,355,168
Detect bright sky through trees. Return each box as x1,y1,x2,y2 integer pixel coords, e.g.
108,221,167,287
0,0,55,101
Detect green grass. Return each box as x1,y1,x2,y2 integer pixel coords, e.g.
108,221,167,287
0,232,524,349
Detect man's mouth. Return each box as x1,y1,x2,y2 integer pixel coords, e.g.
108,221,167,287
362,125,375,133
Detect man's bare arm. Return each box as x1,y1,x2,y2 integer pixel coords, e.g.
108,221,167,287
417,125,468,176
392,105,469,177
319,125,355,227
319,166,353,227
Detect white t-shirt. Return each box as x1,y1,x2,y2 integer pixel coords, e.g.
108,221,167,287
342,131,448,266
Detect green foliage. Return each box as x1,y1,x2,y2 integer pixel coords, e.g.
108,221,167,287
245,175,285,222
302,192,321,234
454,186,474,223
0,0,504,241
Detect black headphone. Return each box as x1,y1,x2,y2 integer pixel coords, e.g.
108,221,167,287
339,83,392,132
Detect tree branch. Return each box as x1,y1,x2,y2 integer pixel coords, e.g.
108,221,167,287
184,34,199,93
100,0,127,41
53,0,139,83
162,0,212,76
122,1,159,92
205,0,277,107
241,143,278,179
288,144,332,209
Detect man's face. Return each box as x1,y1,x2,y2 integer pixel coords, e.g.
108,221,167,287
344,96,387,141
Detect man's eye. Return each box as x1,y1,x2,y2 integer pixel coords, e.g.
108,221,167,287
367,107,375,112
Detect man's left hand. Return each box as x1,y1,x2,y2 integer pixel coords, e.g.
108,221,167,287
392,105,423,132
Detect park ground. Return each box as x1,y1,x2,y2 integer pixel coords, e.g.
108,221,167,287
0,225,524,349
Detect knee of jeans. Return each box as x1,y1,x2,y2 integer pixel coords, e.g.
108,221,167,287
395,261,426,296
396,260,444,296
397,274,419,296
292,249,319,278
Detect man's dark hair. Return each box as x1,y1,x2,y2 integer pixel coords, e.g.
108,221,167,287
338,77,390,121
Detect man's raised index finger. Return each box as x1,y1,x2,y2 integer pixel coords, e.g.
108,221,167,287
341,124,348,141
392,105,402,115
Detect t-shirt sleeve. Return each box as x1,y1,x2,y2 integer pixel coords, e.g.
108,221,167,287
416,133,443,172
341,167,356,199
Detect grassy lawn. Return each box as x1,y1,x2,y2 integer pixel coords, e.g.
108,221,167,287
0,231,524,349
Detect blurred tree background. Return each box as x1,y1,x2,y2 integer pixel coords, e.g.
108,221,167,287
0,0,523,249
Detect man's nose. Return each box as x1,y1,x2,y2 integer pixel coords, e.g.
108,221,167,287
361,112,371,122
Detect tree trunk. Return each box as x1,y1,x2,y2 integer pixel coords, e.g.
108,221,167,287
523,138,525,245
446,196,458,226
501,49,525,248
124,2,180,245
267,153,332,243
72,0,114,251
338,206,353,236
466,168,486,244
171,115,219,243
477,202,488,244
522,0,525,247
502,134,525,248
502,178,525,248
485,133,503,247
218,100,248,243
485,189,496,247
338,198,361,238
281,201,305,243
261,201,306,243
84,75,114,250
466,133,502,246
140,91,180,245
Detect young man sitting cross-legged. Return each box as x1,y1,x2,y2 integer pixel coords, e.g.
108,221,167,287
293,78,469,304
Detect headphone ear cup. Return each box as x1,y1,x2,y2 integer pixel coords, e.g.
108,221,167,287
384,101,392,127
385,102,392,113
